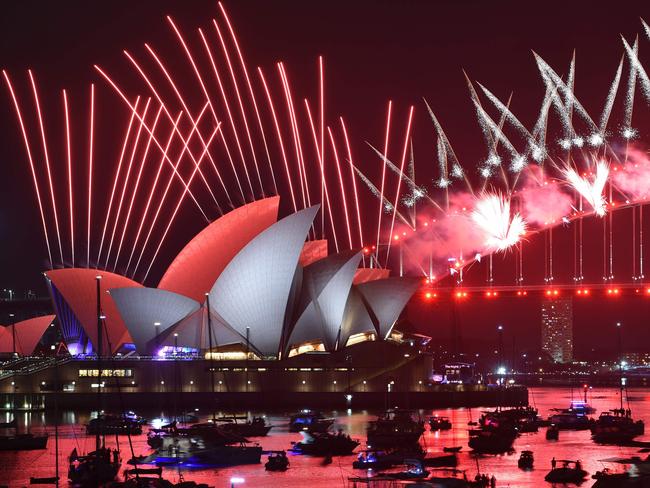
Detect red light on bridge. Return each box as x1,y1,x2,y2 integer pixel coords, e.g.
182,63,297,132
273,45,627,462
646,288,650,295
455,291,468,299
424,292,433,300
516,290,528,296
606,288,621,296
546,289,559,297
576,289,590,296
485,291,498,298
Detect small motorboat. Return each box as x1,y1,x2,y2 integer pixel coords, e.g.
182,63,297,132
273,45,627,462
545,460,588,483
423,453,458,467
518,450,534,470
292,430,359,456
0,432,48,451
265,450,289,471
378,459,429,480
546,424,559,440
86,413,143,436
366,409,424,448
548,412,592,430
443,446,462,453
429,415,452,431
353,449,407,470
289,410,334,433
118,467,214,487
68,447,120,486
218,416,272,437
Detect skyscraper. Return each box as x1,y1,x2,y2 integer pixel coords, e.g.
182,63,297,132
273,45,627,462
541,296,573,363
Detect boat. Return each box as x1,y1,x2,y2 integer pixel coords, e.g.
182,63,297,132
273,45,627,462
591,409,645,444
544,460,588,483
546,424,559,440
591,322,645,445
0,432,49,451
143,424,262,466
292,430,359,456
288,410,335,433
115,467,214,488
592,456,650,487
86,413,143,436
217,416,272,437
353,448,413,470
423,453,458,467
429,415,452,431
479,406,538,429
265,451,290,471
547,411,592,430
444,446,463,453
518,450,534,470
366,409,424,448
468,425,517,454
566,399,597,415
378,459,429,480
68,447,121,486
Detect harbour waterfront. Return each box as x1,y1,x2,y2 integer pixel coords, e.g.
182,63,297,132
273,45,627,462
0,386,648,486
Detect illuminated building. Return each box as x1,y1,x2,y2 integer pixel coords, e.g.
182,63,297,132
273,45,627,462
42,198,419,359
541,296,573,363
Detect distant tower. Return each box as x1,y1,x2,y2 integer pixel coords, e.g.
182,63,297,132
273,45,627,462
541,296,573,363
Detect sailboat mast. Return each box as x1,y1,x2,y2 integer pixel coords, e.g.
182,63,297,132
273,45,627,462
616,322,623,412
205,294,216,420
95,275,102,452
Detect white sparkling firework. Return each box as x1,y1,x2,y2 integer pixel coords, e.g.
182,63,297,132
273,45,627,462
530,145,546,162
643,19,650,40
451,165,464,179
622,37,650,107
622,126,638,140
402,196,416,208
437,177,451,188
572,136,584,148
599,57,623,133
412,186,427,200
510,155,527,173
384,202,394,213
563,161,609,217
558,138,572,150
485,154,502,166
587,133,604,147
479,166,493,179
471,193,526,251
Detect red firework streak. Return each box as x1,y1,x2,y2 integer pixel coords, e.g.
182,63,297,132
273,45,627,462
94,65,207,220
125,111,182,275
304,99,338,252
131,105,211,278
3,70,54,266
143,124,221,282
212,17,264,196
96,97,142,267
162,18,238,204
339,117,364,250
198,27,253,199
62,89,74,266
112,105,164,272
385,105,415,265
257,67,298,213
217,2,277,194
87,84,94,267
278,62,310,212
376,100,393,262
29,70,64,264
328,127,353,249
103,98,153,270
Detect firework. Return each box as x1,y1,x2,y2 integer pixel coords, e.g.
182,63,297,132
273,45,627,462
563,161,609,217
471,193,526,252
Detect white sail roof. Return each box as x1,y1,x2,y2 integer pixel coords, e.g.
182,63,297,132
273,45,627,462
356,278,420,339
208,206,319,357
109,287,200,354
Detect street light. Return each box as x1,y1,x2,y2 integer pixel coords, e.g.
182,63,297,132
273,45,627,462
230,477,245,488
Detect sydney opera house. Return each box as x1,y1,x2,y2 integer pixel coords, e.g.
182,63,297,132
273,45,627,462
0,198,454,408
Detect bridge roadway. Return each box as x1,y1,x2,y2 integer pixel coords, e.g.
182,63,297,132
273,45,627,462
419,281,650,299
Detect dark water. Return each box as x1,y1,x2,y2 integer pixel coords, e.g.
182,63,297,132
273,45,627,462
1,387,649,487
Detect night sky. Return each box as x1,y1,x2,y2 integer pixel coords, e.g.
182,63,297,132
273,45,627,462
1,0,649,357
